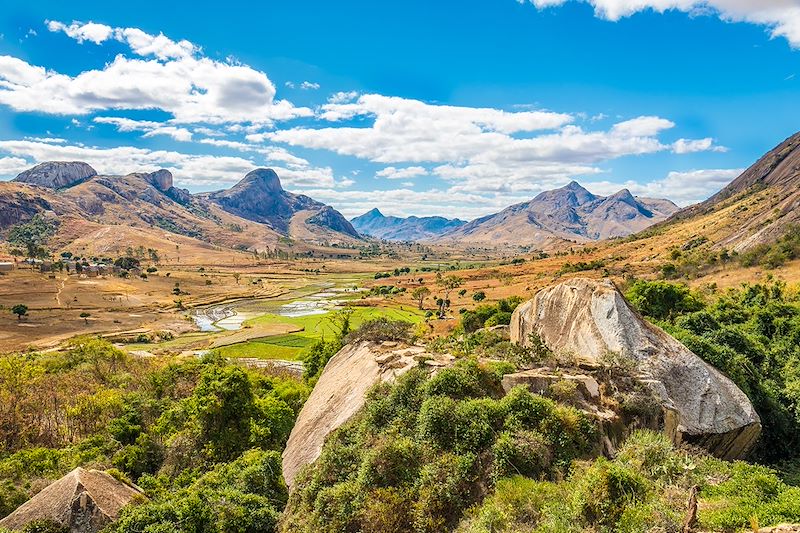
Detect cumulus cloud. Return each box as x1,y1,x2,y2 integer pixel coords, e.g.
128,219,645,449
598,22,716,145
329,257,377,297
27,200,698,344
94,117,193,141
586,167,744,206
375,166,429,180
0,21,311,124
521,0,800,48
300,81,320,90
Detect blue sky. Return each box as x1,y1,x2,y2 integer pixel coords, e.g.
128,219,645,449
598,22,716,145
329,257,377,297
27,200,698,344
0,0,798,218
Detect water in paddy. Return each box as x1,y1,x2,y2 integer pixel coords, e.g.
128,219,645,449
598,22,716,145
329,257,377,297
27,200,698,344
190,281,362,332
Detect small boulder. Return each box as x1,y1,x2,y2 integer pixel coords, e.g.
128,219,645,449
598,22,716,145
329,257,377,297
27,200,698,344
510,278,761,460
0,467,144,532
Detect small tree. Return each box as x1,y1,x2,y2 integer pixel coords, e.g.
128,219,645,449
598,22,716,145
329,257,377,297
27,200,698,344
472,291,486,302
411,286,431,310
80,312,91,325
233,273,241,285
11,304,28,321
436,275,463,317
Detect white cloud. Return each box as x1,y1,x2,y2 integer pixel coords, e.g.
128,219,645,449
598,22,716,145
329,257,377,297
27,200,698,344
375,166,429,179
0,21,311,124
0,156,30,176
586,167,744,206
46,20,113,45
94,117,193,142
521,0,800,48
673,137,727,154
300,81,320,90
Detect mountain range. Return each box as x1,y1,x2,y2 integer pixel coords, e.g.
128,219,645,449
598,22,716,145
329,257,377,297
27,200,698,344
0,163,360,258
350,209,466,242
435,182,679,248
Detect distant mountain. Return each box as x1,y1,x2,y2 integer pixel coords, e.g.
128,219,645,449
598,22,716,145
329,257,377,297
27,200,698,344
204,168,359,238
438,181,678,248
0,163,361,257
350,208,466,241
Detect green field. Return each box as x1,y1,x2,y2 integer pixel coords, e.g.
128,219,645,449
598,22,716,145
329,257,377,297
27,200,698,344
217,305,424,361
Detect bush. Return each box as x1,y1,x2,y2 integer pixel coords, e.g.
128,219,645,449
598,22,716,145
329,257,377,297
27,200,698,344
344,318,412,344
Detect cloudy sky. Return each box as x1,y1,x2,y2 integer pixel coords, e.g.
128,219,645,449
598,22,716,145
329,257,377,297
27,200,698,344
0,0,798,219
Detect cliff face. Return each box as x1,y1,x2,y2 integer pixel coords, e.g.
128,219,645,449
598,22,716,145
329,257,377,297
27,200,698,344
510,278,761,459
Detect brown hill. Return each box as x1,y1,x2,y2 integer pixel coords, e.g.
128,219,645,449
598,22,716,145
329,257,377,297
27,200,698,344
669,131,800,251
0,164,362,257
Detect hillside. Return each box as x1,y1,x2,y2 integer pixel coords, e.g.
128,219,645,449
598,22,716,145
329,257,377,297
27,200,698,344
0,163,363,257
438,181,678,249
350,208,466,241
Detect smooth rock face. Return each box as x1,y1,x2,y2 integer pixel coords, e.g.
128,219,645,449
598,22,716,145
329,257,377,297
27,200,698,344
146,169,173,191
510,278,761,459
281,341,453,489
0,467,143,532
14,162,97,189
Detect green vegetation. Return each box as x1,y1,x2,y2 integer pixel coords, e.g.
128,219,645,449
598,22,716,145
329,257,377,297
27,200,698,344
627,279,800,462
7,214,58,260
10,305,27,321
284,360,597,533
0,338,309,531
458,297,523,334
221,306,424,362
740,224,800,269
459,430,800,533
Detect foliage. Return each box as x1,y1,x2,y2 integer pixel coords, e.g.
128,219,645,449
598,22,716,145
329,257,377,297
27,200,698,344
7,214,58,259
0,340,306,531
284,360,596,532
628,279,800,461
624,279,704,321
458,430,800,533
459,297,523,334
739,225,800,269
10,305,27,321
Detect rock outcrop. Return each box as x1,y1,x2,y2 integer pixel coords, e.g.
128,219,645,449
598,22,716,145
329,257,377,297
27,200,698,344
14,162,97,189
145,169,173,191
282,341,453,488
510,278,761,460
209,168,359,237
0,468,144,532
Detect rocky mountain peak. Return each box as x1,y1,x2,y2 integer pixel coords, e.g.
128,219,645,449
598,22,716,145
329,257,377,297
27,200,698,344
146,169,173,191
240,168,283,193
14,161,97,189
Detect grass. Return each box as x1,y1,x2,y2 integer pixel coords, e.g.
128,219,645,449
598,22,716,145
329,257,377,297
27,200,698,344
220,305,425,361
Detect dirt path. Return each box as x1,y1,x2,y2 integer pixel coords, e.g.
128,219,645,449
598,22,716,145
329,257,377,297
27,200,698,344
55,277,66,307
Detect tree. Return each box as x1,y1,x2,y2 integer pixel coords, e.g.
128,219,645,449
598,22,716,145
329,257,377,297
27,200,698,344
472,291,486,302
436,275,463,317
80,312,91,325
412,286,431,310
7,214,58,260
233,272,241,285
11,304,28,321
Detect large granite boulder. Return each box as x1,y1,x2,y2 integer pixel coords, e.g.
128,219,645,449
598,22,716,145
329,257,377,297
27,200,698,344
510,278,760,460
14,162,97,189
281,341,453,489
0,467,144,532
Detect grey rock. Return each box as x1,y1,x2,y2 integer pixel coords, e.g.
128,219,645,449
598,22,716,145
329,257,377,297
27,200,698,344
14,162,97,189
510,278,761,459
0,467,144,532
145,169,173,191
